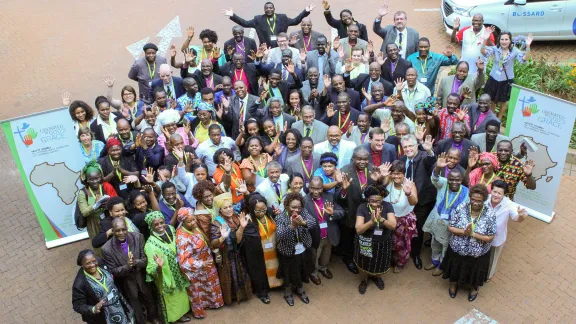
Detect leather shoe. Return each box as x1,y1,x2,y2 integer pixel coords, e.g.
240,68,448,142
358,280,367,294
449,287,458,298
468,289,478,302
284,294,294,306
319,269,333,279
424,263,437,271
345,262,359,274
413,256,423,270
297,291,310,304
310,275,322,285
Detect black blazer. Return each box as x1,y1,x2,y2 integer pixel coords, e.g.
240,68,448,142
187,70,223,90
361,142,397,165
303,193,345,248
320,87,361,111
256,62,304,84
399,151,437,205
381,58,413,84
89,112,123,143
229,11,311,47
320,108,360,130
148,76,185,100
344,74,395,99
435,138,477,169
323,10,368,41
72,267,107,324
221,94,261,138
223,37,258,63
219,62,261,96
337,164,376,228
258,78,303,104
249,101,297,130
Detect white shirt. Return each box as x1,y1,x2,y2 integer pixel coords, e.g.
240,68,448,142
164,80,176,100
396,29,408,58
96,115,117,139
461,27,486,74
487,195,519,247
195,136,240,175
255,174,290,211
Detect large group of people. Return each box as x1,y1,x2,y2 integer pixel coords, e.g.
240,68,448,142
70,2,538,323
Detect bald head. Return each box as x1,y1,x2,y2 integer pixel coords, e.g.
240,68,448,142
159,64,172,85
327,126,342,146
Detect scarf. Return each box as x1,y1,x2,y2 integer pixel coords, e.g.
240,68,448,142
437,185,469,219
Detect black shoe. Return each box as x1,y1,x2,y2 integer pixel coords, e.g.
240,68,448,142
358,280,367,294
345,261,359,274
372,276,385,290
297,291,310,304
284,294,294,306
468,289,478,302
413,256,423,270
449,286,458,298
259,295,271,304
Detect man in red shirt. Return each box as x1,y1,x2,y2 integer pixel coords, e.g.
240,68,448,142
450,14,495,74
361,128,396,167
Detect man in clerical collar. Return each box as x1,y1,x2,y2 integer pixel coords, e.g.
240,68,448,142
223,25,258,63
361,81,387,110
290,17,325,52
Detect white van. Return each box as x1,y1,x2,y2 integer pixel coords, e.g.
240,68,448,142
441,0,576,40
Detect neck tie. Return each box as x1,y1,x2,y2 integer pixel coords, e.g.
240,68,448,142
406,160,413,180
273,183,281,198
239,100,245,123
398,32,403,57
166,84,173,99
305,127,311,137
332,145,339,156
282,67,287,80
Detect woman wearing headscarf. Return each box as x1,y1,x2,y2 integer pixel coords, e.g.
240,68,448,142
144,212,191,323
72,249,134,324
78,161,118,250
189,102,226,144
467,150,500,193
98,137,140,199
212,148,248,213
176,208,224,319
193,180,220,236
210,193,252,305
156,109,198,155
441,184,496,302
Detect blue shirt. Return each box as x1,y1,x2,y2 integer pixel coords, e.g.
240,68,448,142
176,92,202,122
317,54,326,77
313,168,335,193
406,52,459,93
484,46,526,82
215,90,236,106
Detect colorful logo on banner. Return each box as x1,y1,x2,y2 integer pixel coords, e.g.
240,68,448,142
519,96,539,117
13,123,38,147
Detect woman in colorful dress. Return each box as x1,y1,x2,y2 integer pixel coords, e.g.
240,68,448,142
193,180,219,236
213,148,248,212
354,184,397,294
240,136,272,192
78,127,105,164
466,150,500,193
210,193,252,305
440,184,496,302
72,249,134,324
144,212,191,323
189,102,226,144
180,28,226,74
176,208,223,319
383,161,418,273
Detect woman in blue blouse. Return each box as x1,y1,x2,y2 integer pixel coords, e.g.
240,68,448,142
78,127,104,164
481,31,533,120
440,184,496,302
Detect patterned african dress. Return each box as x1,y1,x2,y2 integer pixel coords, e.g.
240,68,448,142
176,227,223,319
85,267,133,323
144,225,190,323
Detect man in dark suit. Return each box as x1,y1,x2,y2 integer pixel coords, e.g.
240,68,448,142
149,64,185,101
361,128,396,166
284,137,319,188
221,80,260,138
337,146,378,274
224,25,258,63
250,97,296,129
184,59,223,90
320,92,360,135
435,121,477,169
101,219,160,324
399,134,436,269
223,2,314,48
304,176,345,284
255,48,304,84
219,52,261,96
373,7,419,58
290,17,325,52
320,74,361,109
468,93,500,135
380,43,413,83
344,62,394,100
258,67,303,104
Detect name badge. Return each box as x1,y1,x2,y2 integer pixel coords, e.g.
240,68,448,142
420,77,428,83
141,169,147,175
374,229,383,236
319,222,328,229
295,242,305,254
119,184,128,190
264,242,274,249
305,182,309,188
148,81,152,87
270,35,277,41
106,291,114,302
100,213,106,220
440,213,450,220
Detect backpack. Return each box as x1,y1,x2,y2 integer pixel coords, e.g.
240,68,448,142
74,188,88,230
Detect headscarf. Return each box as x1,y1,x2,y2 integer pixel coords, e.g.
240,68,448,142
105,137,122,150
197,102,213,112
478,152,499,170
156,109,181,127
81,160,103,181
145,211,164,228
177,207,194,221
468,152,500,192
213,192,233,210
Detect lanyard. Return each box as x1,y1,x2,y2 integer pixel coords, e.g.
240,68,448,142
469,205,484,233
100,118,115,135
356,168,368,190
406,88,416,106
220,165,241,187
201,48,213,61
338,111,351,131
81,143,93,158
84,268,109,293
234,68,244,81
303,35,312,50
88,185,103,199
444,186,462,210
250,155,267,177
300,158,312,179
257,216,271,239
109,156,122,182
420,57,428,74
202,203,217,221
313,199,324,221
480,173,496,186
368,205,380,228
266,14,277,34
268,135,279,144
154,230,176,253
173,151,187,164
146,61,156,80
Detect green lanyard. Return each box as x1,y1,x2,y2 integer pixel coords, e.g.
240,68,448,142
266,14,277,34
88,185,103,199
109,156,122,182
154,230,176,253
420,57,428,74
146,61,156,80
469,205,484,233
202,203,217,221
444,185,462,210
84,268,108,293
300,158,312,179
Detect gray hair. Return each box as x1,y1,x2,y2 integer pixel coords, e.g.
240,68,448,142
266,161,282,171
395,122,410,133
301,105,315,114
268,97,283,107
353,146,370,157
400,134,418,146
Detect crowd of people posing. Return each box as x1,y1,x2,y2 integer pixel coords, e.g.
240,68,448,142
70,2,538,323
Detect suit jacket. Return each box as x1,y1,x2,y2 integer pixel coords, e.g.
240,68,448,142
467,103,501,135
222,94,260,138
338,163,376,228
89,112,123,143
361,142,397,165
256,61,304,84
339,37,368,61
313,140,356,169
324,10,369,41
189,70,223,90
471,133,509,153
72,266,109,324
292,119,329,145
304,193,345,247
230,11,311,47
381,58,413,83
345,126,372,146
321,87,361,110
285,152,320,178
300,80,324,117
304,50,338,77
258,78,303,104
291,30,325,51
255,174,290,211
265,47,302,69
101,232,149,298
219,62,261,96
435,138,477,169
372,22,419,57
399,151,437,205
250,102,297,129
128,56,168,103
223,37,258,63
149,76,185,101
436,73,486,108
345,74,394,98
320,108,361,133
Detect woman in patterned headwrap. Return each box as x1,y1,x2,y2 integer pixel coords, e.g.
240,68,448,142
467,151,500,193
144,211,191,323
188,102,226,144
209,192,252,305
176,208,223,319
78,160,118,250
156,109,198,155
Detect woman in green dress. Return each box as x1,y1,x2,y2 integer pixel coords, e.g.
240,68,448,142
144,211,192,323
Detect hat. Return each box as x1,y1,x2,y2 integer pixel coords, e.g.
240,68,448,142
145,211,164,227
143,43,159,52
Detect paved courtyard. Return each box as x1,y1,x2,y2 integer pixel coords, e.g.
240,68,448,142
1,0,575,322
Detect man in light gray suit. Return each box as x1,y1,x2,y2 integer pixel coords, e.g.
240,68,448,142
471,119,509,153
373,6,419,58
302,36,337,78
292,106,329,145
336,25,368,61
467,94,500,135
255,161,289,213
436,60,485,108
289,18,325,52
221,80,260,139
284,138,320,190
313,126,356,169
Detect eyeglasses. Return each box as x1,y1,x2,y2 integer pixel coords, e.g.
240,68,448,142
254,209,267,214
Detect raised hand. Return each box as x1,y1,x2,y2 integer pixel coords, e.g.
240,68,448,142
523,159,535,176
456,107,469,121
184,48,196,64
123,175,139,184
226,45,235,57
376,52,386,66
175,196,184,210
212,47,222,59
144,167,155,183
323,74,332,89
62,92,71,106
338,47,345,60
322,0,330,10
326,103,336,118
334,170,343,183
468,147,479,168
436,152,448,168
103,76,115,88
517,206,528,221
344,58,354,73
221,95,230,110
215,103,224,119
306,4,316,12
346,122,354,137
290,34,299,46
395,77,405,92
237,179,248,194
273,142,284,156
286,60,295,74
378,3,389,18
239,212,250,228
402,177,414,195
333,36,341,50
379,162,392,178
299,47,307,62
484,25,496,39
380,118,391,133
526,33,534,48
369,168,382,182
222,7,234,16
325,41,332,57
453,17,460,30
259,88,269,102
367,40,374,54
443,44,455,57
186,25,195,39
432,103,440,117
324,201,334,215
341,172,352,190
476,56,485,71
362,87,372,103
94,299,106,314
415,123,426,142
169,44,177,58
222,154,232,172
309,88,319,102
461,87,472,100
422,135,434,152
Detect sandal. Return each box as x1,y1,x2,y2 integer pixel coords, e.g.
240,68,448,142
358,280,368,294
372,276,385,290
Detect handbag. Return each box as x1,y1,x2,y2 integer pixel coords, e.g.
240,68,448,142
501,63,513,99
